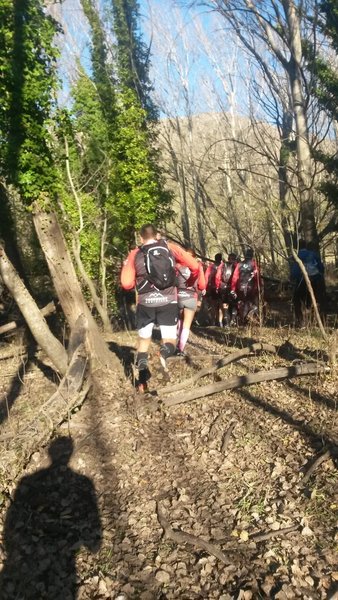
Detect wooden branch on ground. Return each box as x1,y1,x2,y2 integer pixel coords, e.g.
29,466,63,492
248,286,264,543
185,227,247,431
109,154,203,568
156,501,229,563
250,525,298,543
158,343,277,395
301,450,331,484
0,244,68,374
208,412,224,441
161,363,329,407
220,421,236,453
0,301,56,336
0,347,28,360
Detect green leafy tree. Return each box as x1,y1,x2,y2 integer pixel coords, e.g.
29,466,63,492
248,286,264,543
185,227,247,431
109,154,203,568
76,0,171,250
111,0,158,119
110,0,172,245
0,0,60,204
305,1,338,215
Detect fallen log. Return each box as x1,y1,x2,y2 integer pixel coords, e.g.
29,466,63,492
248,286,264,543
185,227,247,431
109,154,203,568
0,301,56,336
158,343,276,395
162,363,329,407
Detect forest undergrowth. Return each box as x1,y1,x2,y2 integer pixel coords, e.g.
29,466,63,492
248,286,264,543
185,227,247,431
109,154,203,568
0,323,337,599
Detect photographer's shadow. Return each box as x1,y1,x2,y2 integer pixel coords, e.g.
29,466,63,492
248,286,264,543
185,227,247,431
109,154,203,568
0,437,102,600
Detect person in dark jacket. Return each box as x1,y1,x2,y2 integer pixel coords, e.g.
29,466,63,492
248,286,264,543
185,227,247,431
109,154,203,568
215,252,238,326
231,248,263,324
205,253,223,326
290,240,326,326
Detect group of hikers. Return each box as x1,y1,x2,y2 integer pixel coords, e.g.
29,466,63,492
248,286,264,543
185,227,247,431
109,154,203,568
121,224,263,392
121,223,327,392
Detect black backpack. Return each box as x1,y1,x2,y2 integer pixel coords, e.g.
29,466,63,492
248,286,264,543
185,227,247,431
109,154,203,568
221,262,235,289
239,259,255,295
141,240,176,290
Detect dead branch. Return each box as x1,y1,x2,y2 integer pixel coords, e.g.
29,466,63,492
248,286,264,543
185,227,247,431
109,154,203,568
162,363,329,407
220,421,236,453
250,525,298,543
301,450,331,484
156,501,229,563
208,412,225,441
0,347,28,361
0,301,56,336
158,343,277,395
0,245,68,374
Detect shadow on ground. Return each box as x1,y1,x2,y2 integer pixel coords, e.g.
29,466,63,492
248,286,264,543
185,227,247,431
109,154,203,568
0,437,102,600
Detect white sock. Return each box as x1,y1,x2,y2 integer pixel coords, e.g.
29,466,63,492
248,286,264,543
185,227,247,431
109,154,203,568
178,327,190,351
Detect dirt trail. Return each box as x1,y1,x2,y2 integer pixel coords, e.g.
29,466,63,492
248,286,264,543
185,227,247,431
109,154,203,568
0,326,337,599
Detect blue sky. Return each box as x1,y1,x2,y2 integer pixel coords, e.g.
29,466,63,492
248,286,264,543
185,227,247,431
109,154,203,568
50,0,248,118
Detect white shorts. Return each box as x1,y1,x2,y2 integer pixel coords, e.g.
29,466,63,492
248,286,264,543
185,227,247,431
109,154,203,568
138,323,177,340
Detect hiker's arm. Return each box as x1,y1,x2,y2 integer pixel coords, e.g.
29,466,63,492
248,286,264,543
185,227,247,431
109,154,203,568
169,243,199,276
215,263,222,290
121,248,138,290
197,263,206,291
204,265,211,287
231,264,240,292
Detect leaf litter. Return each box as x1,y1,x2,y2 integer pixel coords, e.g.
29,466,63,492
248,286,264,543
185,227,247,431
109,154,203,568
0,325,337,598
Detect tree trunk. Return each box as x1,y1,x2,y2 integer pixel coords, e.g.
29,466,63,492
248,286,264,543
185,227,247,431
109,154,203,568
33,211,119,371
285,0,319,250
279,104,294,253
72,237,112,333
0,245,68,374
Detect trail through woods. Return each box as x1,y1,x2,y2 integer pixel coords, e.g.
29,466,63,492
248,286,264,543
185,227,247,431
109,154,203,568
0,326,337,599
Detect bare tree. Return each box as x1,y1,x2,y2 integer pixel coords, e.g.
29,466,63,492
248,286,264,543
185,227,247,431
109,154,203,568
189,0,320,249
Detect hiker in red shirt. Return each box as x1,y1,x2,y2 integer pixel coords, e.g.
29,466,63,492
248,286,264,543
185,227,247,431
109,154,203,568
176,249,206,356
205,253,223,326
121,224,200,391
230,247,262,324
215,252,238,326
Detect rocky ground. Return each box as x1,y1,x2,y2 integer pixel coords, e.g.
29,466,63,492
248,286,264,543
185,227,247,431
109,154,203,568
0,324,337,599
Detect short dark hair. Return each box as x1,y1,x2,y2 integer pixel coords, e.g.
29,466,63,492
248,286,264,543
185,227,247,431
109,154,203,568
214,253,222,262
244,247,254,259
228,252,237,261
140,224,157,240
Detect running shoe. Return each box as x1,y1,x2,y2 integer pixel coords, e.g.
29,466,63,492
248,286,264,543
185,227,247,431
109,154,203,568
137,367,151,393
